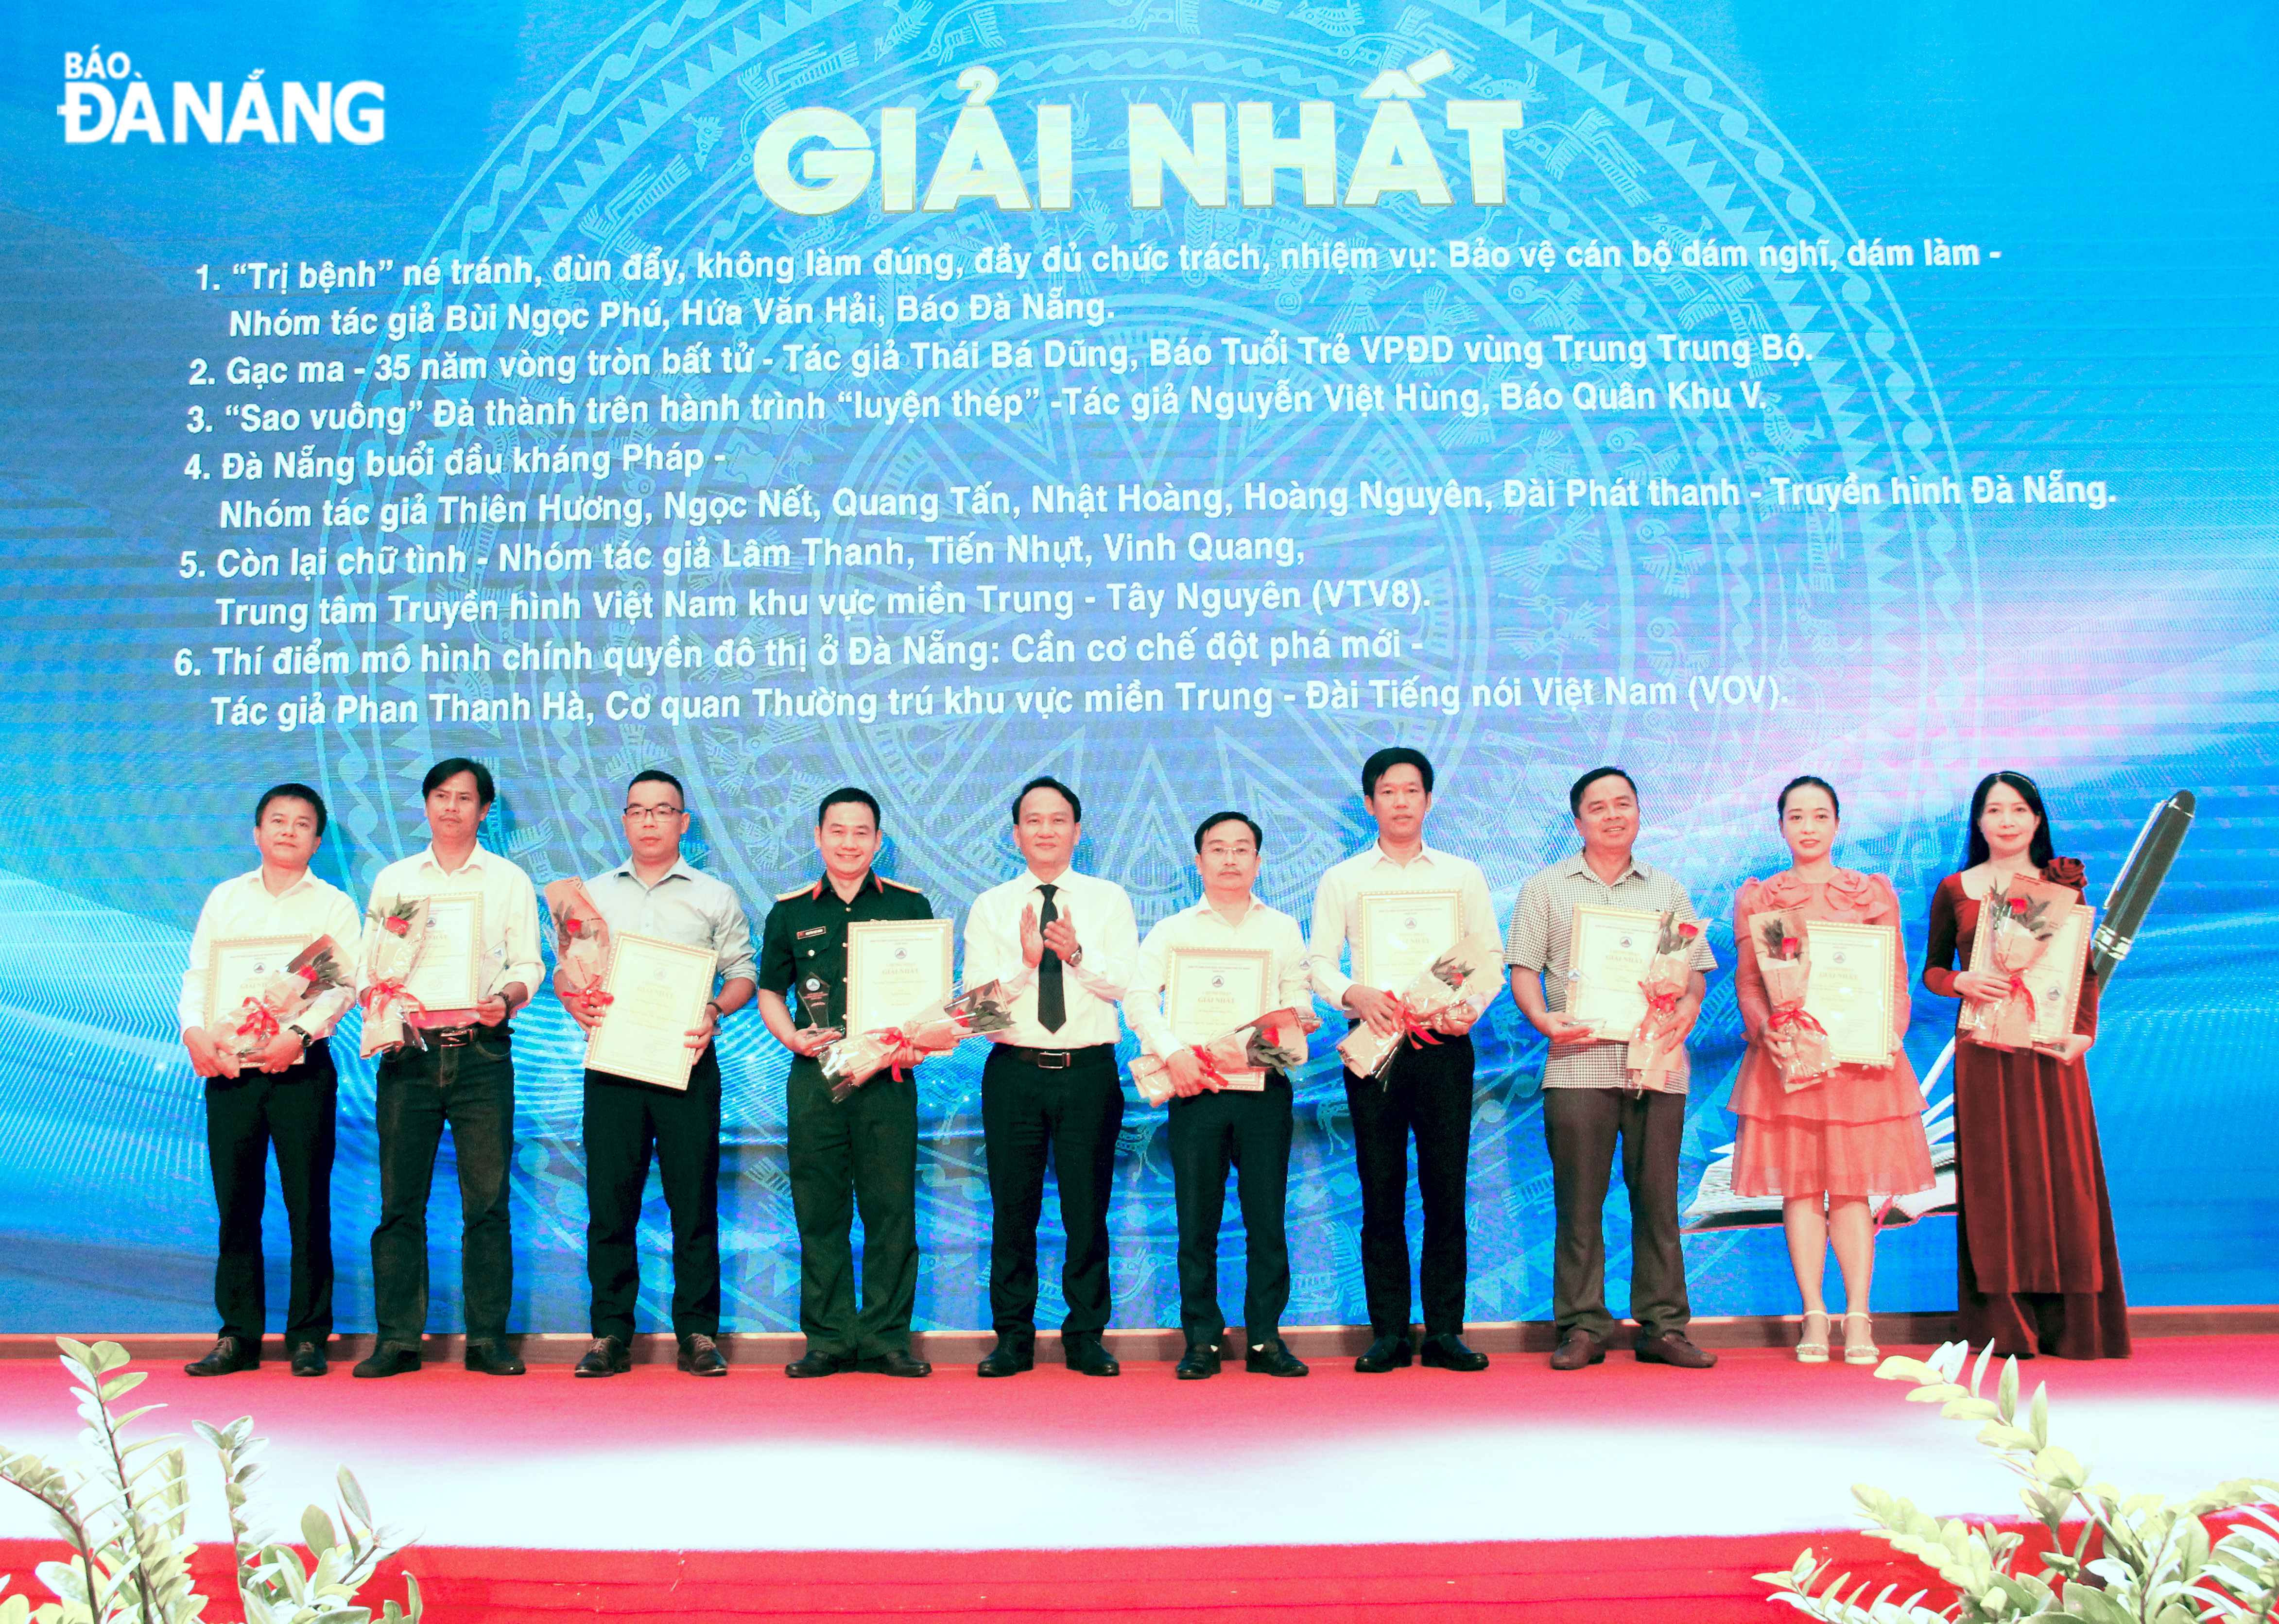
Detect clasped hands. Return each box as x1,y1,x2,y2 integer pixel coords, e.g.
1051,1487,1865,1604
1019,902,1083,971
1343,985,1482,1040
184,1024,301,1079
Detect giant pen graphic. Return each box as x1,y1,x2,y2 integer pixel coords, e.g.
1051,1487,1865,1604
2092,791,2196,981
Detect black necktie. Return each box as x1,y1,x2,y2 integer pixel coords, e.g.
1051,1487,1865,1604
1036,883,1065,1033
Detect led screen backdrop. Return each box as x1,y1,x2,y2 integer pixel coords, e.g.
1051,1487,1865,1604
2,0,2272,1335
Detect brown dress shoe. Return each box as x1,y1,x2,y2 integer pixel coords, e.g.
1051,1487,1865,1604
1549,1330,1605,1370
1633,1329,1718,1368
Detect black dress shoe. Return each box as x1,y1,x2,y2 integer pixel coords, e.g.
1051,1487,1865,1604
1353,1333,1413,1373
465,1340,526,1376
1063,1335,1121,1377
1549,1329,1606,1371
976,1338,1033,1378
1244,1338,1309,1378
679,1333,729,1377
784,1350,849,1378
288,1340,328,1378
1174,1343,1222,1380
858,1349,932,1378
1419,1333,1490,1371
1634,1329,1718,1368
576,1335,631,1378
185,1336,259,1377
352,1342,421,1379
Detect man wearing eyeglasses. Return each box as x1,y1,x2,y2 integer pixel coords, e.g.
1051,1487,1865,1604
557,769,756,1378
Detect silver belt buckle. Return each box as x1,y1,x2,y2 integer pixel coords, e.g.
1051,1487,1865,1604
435,1025,477,1048
1035,1049,1071,1070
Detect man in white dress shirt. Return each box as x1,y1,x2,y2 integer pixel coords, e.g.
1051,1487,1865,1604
1126,812,1313,1379
963,776,1140,1377
558,769,756,1380
1308,747,1500,1374
353,757,545,1379
178,783,361,1378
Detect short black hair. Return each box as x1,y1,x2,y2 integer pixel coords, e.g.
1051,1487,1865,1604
1193,810,1263,852
1361,747,1434,798
817,786,881,828
422,756,495,806
1569,766,1638,815
628,768,685,805
254,782,328,837
1012,775,1081,824
1777,774,1841,820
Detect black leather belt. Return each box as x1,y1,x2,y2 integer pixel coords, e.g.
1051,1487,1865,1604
429,1024,479,1047
998,1043,1109,1071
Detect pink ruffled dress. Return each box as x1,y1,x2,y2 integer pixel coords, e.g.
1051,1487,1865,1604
1730,869,1936,1201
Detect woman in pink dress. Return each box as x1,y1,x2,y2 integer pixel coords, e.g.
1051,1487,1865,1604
1922,771,2127,1359
1732,777,1934,1364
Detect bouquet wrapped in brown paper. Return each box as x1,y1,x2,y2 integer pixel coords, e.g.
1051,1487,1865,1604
1746,906,1837,1091
1626,912,1701,1092
544,876,615,1021
1132,1005,1322,1107
358,896,432,1059
1963,876,2069,1051
820,972,1031,1103
1337,935,1503,1084
211,936,352,1060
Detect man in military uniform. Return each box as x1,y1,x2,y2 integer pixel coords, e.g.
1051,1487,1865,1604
755,787,935,1377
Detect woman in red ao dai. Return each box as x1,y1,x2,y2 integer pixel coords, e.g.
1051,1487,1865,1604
1731,777,1934,1365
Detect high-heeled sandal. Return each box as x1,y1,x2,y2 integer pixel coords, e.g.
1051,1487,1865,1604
1796,1309,1830,1364
1843,1311,1879,1365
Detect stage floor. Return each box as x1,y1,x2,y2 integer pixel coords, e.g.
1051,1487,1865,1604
0,1334,2269,1617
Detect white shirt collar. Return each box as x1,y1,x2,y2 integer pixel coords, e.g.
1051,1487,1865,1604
420,843,489,878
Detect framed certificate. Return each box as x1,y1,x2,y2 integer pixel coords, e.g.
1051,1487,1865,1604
1803,921,1897,1066
203,935,307,1029
1565,904,1665,1038
1166,946,1271,1089
585,933,719,1090
1961,901,2093,1050
846,919,953,1035
1354,889,1462,990
403,890,483,1012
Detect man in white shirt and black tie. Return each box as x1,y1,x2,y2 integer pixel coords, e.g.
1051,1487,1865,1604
1126,811,1312,1379
1308,747,1500,1374
963,776,1140,1377
178,783,361,1378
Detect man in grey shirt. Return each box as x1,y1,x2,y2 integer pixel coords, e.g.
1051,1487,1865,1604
1507,767,1718,1372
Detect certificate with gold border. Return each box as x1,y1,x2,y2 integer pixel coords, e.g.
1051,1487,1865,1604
585,933,718,1090
203,935,307,1029
1959,899,2094,1051
1802,921,1897,1066
1565,904,1664,1038
402,890,483,1012
1354,890,1462,991
1166,945,1271,1090
846,919,953,1036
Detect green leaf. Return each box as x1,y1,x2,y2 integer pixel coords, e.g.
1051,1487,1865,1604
336,1469,372,1528
2029,1384,2050,1448
299,1505,336,1560
1979,1423,2040,1452
2032,1445,2087,1490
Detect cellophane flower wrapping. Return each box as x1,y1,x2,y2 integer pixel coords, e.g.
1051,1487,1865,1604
821,971,1031,1102
543,877,613,1013
1747,906,1836,1091
212,935,351,1060
359,896,431,1059
1131,1005,1323,1107
1336,935,1503,1084
1627,912,1699,1092
1967,876,2066,1051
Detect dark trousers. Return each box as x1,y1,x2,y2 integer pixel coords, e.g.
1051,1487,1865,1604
1345,1033,1475,1338
584,1048,722,1343
981,1043,1123,1340
204,1043,337,1345
371,1027,515,1346
786,1060,920,1359
1544,1086,1691,1338
1167,1075,1293,1349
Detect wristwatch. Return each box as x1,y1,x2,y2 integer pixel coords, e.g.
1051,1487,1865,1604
285,1023,312,1055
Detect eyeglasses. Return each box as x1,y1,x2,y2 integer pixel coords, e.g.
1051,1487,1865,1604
622,805,686,822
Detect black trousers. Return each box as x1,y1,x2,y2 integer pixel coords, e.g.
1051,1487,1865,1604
584,1048,722,1343
1543,1086,1691,1338
204,1042,337,1345
371,1027,515,1346
981,1043,1123,1340
1345,1031,1475,1338
1167,1075,1293,1349
785,1059,920,1359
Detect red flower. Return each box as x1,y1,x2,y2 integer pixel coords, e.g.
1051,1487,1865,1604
563,918,584,936
2043,855,2087,889
1781,936,1800,957
1678,921,1701,939
2007,896,2028,916
383,916,409,936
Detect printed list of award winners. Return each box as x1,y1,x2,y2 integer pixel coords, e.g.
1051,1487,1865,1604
171,230,2102,740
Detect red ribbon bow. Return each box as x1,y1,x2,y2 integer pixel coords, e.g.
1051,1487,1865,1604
1639,985,1684,1020
1767,1002,1828,1039
877,1027,917,1082
2001,974,2037,1024
1394,997,1445,1047
1192,1048,1241,1092
235,1004,281,1044
365,976,429,1027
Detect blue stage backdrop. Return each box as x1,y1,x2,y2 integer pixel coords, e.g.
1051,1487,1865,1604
1,0,2272,1336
